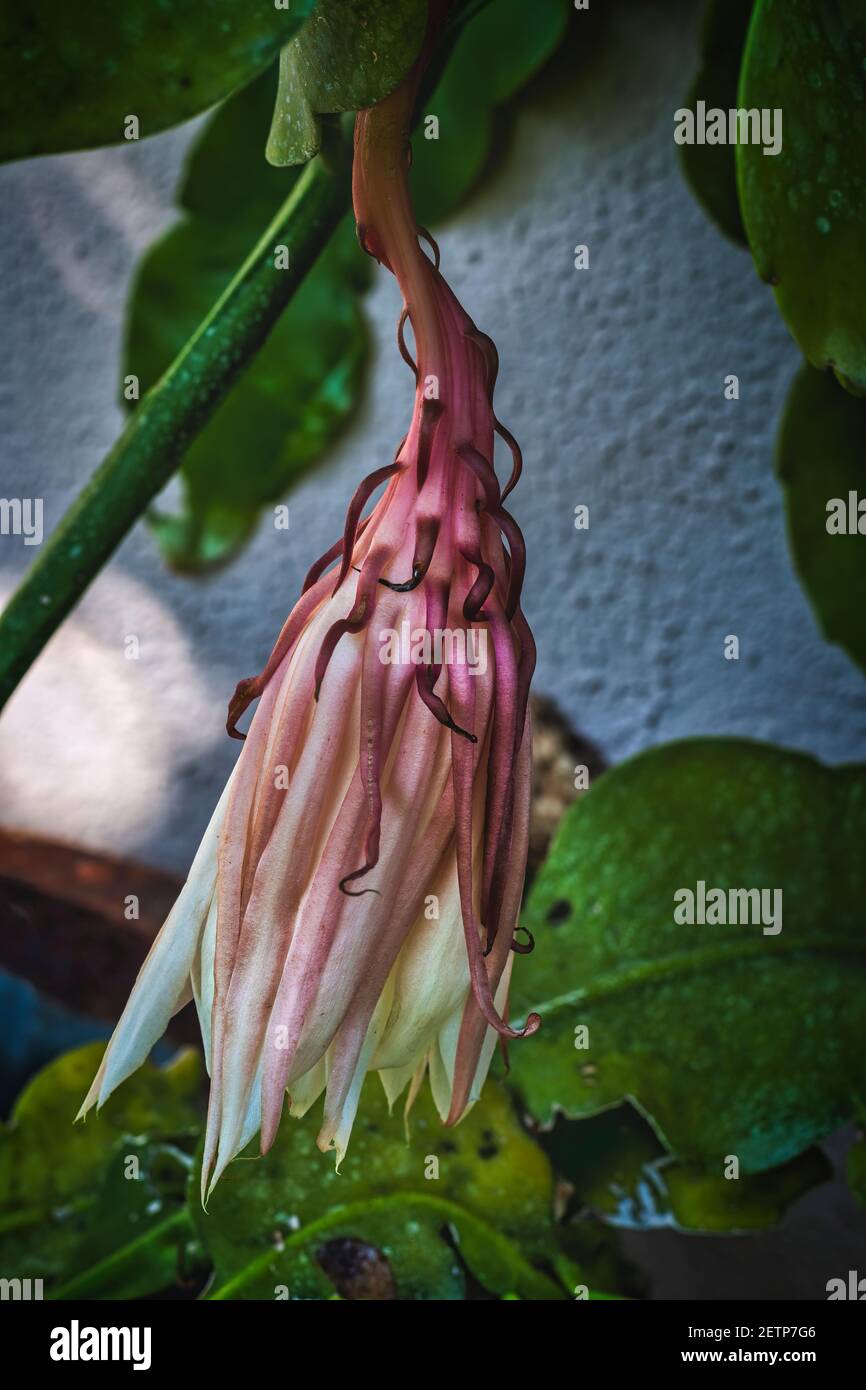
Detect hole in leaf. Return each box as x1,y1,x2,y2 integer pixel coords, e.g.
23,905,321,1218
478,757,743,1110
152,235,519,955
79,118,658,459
546,898,572,925
315,1237,396,1301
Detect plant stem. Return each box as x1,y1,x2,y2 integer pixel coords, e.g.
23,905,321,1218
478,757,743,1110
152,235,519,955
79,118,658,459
0,146,349,711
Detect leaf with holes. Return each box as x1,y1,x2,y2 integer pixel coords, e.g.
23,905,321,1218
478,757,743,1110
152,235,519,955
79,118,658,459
0,0,314,163
266,0,427,166
775,362,866,676
508,738,866,1173
544,1104,830,1234
194,1078,566,1300
737,0,866,394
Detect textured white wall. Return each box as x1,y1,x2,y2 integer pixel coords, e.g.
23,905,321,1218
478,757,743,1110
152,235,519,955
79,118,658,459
2,0,865,874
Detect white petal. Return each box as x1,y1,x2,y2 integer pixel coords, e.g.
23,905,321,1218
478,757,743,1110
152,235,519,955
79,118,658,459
190,889,218,1073
428,1006,463,1122
78,771,233,1118
370,855,469,1071
288,1057,328,1118
377,1060,417,1111
317,973,396,1167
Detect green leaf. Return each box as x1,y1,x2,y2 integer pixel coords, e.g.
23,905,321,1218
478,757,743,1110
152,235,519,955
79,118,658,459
0,1043,204,1295
125,66,370,572
51,1141,199,1300
775,362,866,675
194,1078,566,1300
545,1104,830,1234
678,0,753,244
51,1208,196,1301
552,1213,645,1300
266,0,427,166
0,0,314,163
410,0,570,226
509,738,866,1173
737,0,866,394
135,219,368,571
179,64,302,225
0,1042,202,1212
663,1149,831,1233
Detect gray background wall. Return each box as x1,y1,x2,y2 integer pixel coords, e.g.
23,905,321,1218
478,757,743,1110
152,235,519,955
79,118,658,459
2,1,865,872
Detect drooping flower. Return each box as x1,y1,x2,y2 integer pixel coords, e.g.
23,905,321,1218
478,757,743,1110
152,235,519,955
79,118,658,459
80,38,540,1199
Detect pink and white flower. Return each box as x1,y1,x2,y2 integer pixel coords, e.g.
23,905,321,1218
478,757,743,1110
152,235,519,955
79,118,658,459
81,54,540,1199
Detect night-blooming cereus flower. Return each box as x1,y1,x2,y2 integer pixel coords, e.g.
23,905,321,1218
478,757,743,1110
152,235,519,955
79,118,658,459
80,60,540,1200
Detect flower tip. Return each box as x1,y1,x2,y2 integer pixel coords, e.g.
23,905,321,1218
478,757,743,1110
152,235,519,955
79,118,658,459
259,1115,280,1158
76,1067,107,1123
316,1132,345,1173
259,1121,279,1159
202,1165,224,1210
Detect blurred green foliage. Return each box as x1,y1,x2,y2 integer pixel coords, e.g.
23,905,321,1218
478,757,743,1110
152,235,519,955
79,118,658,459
0,1044,204,1298
409,0,570,225
677,0,753,244
127,64,371,572
0,0,314,163
681,2,866,670
776,364,866,676
738,0,866,396
683,0,866,402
